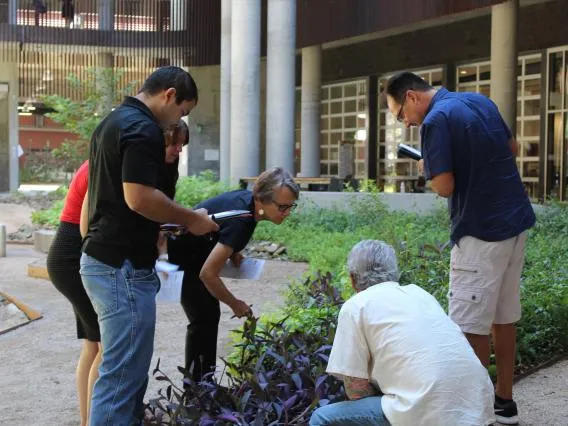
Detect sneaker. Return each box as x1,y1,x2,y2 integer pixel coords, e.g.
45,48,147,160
494,397,519,425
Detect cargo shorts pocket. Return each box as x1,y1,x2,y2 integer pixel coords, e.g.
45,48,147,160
448,286,493,334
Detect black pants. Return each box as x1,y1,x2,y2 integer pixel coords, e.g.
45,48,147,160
180,269,220,382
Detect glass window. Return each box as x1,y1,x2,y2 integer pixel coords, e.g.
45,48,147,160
329,132,342,146
344,99,357,113
458,66,476,83
330,148,339,161
546,112,562,197
525,57,541,76
320,148,329,160
330,86,342,99
523,162,539,178
523,120,540,138
344,84,358,97
479,64,491,81
329,163,338,176
344,115,357,129
330,101,342,114
330,117,342,130
321,117,329,131
548,52,564,110
479,84,491,98
524,79,541,97
524,99,540,116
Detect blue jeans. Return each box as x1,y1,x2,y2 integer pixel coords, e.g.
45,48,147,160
310,397,391,426
80,253,160,426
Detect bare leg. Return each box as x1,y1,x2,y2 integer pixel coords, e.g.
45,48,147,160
465,332,491,367
77,340,100,426
493,323,516,400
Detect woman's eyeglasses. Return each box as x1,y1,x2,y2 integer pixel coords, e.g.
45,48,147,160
272,201,297,213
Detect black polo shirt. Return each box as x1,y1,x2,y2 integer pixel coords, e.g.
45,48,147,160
82,96,166,269
168,190,257,272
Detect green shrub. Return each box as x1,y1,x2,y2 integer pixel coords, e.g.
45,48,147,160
249,196,568,375
31,171,235,227
174,171,237,208
30,186,69,227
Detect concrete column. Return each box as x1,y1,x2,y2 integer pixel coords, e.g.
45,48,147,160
490,0,518,133
99,0,115,31
170,0,187,31
230,0,261,184
300,45,322,177
8,0,17,25
219,0,231,182
266,0,296,173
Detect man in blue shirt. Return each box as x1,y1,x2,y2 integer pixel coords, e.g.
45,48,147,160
385,72,535,425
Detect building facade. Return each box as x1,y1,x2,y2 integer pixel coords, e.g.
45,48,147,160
1,0,567,201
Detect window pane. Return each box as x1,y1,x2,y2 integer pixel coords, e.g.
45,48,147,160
321,102,329,115
526,141,539,157
479,84,490,98
330,117,342,130
330,86,342,99
344,115,357,129
524,79,541,97
320,148,328,160
525,57,541,76
458,66,476,83
546,113,562,197
320,163,328,175
523,120,540,138
524,99,540,116
329,132,342,146
523,161,539,178
431,70,443,87
329,163,338,176
344,84,357,97
479,64,491,81
548,53,563,110
330,147,339,161
321,88,329,100
344,99,357,113
330,101,342,114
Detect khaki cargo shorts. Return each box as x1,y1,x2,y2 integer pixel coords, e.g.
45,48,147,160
448,231,528,335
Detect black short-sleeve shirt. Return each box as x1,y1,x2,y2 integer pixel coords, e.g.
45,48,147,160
168,190,257,272
82,96,166,269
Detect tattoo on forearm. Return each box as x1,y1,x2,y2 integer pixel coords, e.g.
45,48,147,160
343,376,376,400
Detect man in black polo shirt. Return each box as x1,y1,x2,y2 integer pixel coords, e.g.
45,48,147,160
385,72,535,425
80,66,218,426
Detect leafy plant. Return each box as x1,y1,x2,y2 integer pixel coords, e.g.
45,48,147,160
31,170,235,226
175,171,237,208
145,274,346,425
42,68,138,172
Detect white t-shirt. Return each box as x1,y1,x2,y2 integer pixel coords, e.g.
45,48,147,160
327,282,495,426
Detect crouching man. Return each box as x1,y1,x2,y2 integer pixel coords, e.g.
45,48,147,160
310,240,495,426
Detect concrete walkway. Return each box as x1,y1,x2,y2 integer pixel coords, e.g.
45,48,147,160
0,245,566,425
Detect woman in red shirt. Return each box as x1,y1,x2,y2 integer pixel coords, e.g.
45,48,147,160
46,120,188,426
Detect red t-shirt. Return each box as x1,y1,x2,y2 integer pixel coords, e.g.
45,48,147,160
60,160,89,224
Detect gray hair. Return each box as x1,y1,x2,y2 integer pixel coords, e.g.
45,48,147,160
347,240,400,291
253,167,300,203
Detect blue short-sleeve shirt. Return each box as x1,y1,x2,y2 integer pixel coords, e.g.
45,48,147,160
421,88,535,244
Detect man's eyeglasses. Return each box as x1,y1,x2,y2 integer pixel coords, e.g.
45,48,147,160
272,201,297,213
396,95,407,123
